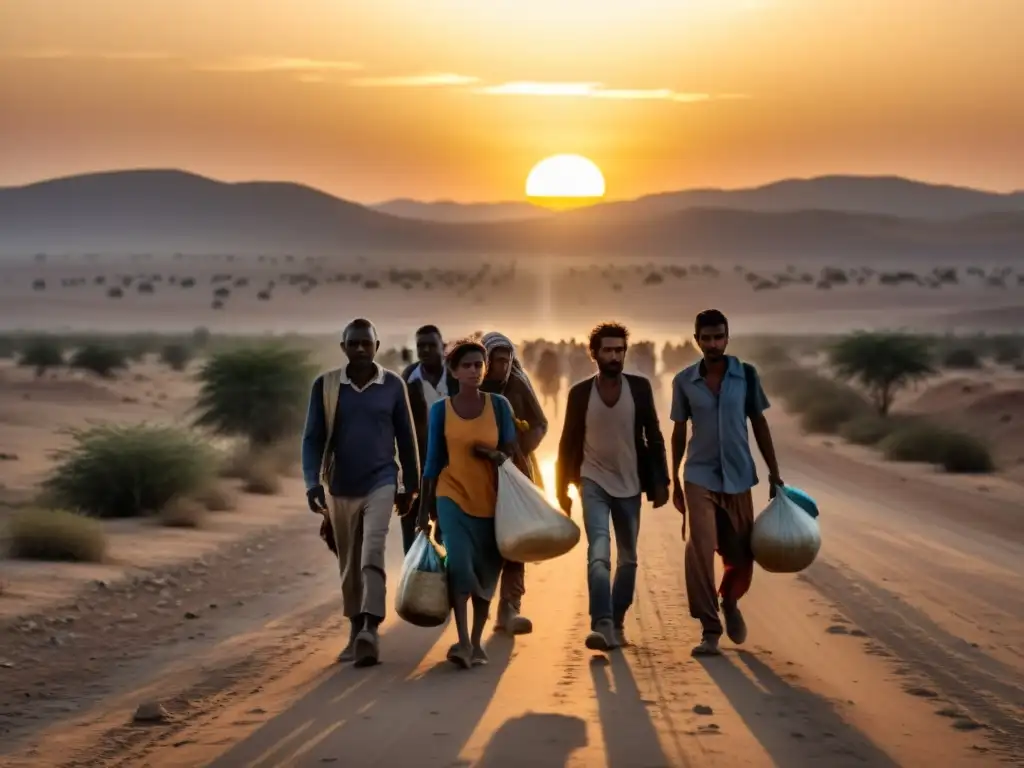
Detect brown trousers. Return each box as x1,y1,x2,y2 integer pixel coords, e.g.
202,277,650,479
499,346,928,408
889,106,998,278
327,484,394,620
683,482,755,637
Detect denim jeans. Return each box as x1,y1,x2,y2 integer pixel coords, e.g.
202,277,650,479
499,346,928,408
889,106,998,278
581,478,642,628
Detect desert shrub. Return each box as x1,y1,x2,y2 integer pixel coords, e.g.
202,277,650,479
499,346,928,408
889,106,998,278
18,336,64,376
943,347,981,370
242,456,283,495
194,345,316,447
192,482,237,512
798,394,869,435
43,424,214,518
5,508,107,562
69,343,129,378
159,498,206,528
159,342,193,372
829,332,935,415
839,414,906,446
880,423,994,474
992,336,1023,365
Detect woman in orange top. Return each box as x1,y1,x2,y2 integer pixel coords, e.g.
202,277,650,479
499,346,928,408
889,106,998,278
419,339,518,669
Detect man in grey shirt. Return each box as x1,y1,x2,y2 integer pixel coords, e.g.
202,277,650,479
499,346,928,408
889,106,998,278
670,309,783,657
556,323,669,652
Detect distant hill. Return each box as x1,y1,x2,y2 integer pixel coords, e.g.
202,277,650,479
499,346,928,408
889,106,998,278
381,176,1024,223
2,169,1023,259
372,198,551,223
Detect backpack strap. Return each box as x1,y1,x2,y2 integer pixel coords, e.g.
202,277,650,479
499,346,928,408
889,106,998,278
741,362,757,420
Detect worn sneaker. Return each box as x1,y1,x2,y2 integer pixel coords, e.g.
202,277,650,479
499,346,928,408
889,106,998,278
585,619,618,652
723,601,748,645
353,627,380,667
495,601,534,635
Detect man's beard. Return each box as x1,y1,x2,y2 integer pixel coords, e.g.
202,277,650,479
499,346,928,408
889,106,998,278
598,361,623,377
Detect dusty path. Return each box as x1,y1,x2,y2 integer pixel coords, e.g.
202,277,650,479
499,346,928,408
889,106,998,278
2,426,1022,767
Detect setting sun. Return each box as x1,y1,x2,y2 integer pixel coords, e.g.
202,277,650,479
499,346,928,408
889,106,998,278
526,154,606,210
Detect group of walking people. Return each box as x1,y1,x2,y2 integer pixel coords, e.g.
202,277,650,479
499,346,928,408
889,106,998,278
300,309,783,668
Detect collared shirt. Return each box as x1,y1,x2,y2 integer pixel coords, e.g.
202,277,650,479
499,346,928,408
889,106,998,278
407,363,447,409
670,356,770,495
301,363,420,498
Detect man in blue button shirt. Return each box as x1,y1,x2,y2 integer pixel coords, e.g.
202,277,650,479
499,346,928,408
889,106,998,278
670,309,783,657
302,318,420,667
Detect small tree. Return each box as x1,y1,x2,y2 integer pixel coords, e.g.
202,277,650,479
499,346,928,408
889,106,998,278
828,332,935,416
160,342,193,372
69,344,129,378
193,345,316,447
19,336,64,377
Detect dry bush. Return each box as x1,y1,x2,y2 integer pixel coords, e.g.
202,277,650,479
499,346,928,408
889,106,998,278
838,414,906,446
159,498,207,528
193,482,237,512
242,456,283,495
880,422,995,474
5,508,107,562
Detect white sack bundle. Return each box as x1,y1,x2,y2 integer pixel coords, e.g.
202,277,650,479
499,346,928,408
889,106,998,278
495,461,580,563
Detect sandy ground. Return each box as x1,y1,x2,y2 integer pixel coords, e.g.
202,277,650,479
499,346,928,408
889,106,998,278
0,392,1019,767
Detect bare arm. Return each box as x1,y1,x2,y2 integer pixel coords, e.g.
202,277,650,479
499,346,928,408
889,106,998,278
750,414,782,482
671,421,688,483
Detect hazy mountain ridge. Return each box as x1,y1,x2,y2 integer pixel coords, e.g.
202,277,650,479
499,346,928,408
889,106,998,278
2,169,1023,258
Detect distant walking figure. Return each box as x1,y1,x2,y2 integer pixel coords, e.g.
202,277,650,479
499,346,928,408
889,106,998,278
555,323,670,652
534,348,563,417
302,318,420,667
670,309,784,656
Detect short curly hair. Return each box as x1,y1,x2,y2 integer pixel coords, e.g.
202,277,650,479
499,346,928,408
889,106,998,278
446,338,487,370
588,322,629,356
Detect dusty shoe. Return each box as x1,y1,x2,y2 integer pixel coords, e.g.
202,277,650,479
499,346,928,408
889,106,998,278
691,635,722,657
613,624,628,648
495,601,534,635
337,620,361,663
585,619,618,652
723,602,748,645
353,627,380,668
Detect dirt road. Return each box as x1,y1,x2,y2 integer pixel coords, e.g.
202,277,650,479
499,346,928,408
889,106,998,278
2,424,1022,767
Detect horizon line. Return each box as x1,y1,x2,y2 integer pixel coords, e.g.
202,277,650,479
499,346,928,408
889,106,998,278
2,165,1022,205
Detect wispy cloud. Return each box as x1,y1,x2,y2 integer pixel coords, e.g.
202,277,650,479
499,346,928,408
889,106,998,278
476,81,748,102
348,72,480,88
195,56,362,73
2,48,173,61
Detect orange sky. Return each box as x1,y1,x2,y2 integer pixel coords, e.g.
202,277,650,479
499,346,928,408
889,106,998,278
1,0,1022,202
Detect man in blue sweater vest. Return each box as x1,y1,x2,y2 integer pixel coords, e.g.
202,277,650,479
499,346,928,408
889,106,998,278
301,318,420,667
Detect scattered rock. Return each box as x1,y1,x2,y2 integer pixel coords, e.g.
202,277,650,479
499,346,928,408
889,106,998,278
849,629,868,638
1,660,15,668
247,707,267,715
936,707,961,718
132,701,169,724
0,452,19,461
825,625,849,635
693,704,714,715
184,611,199,620
953,719,983,731
904,687,938,698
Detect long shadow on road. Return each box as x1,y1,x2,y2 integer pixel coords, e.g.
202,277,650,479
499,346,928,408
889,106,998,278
476,713,588,768
208,624,515,768
698,650,899,768
590,653,671,768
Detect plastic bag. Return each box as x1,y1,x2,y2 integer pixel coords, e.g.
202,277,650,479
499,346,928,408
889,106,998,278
495,461,580,563
783,485,819,519
751,486,822,573
395,531,449,627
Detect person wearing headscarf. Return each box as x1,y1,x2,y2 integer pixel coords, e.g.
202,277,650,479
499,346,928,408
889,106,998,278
480,331,549,635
